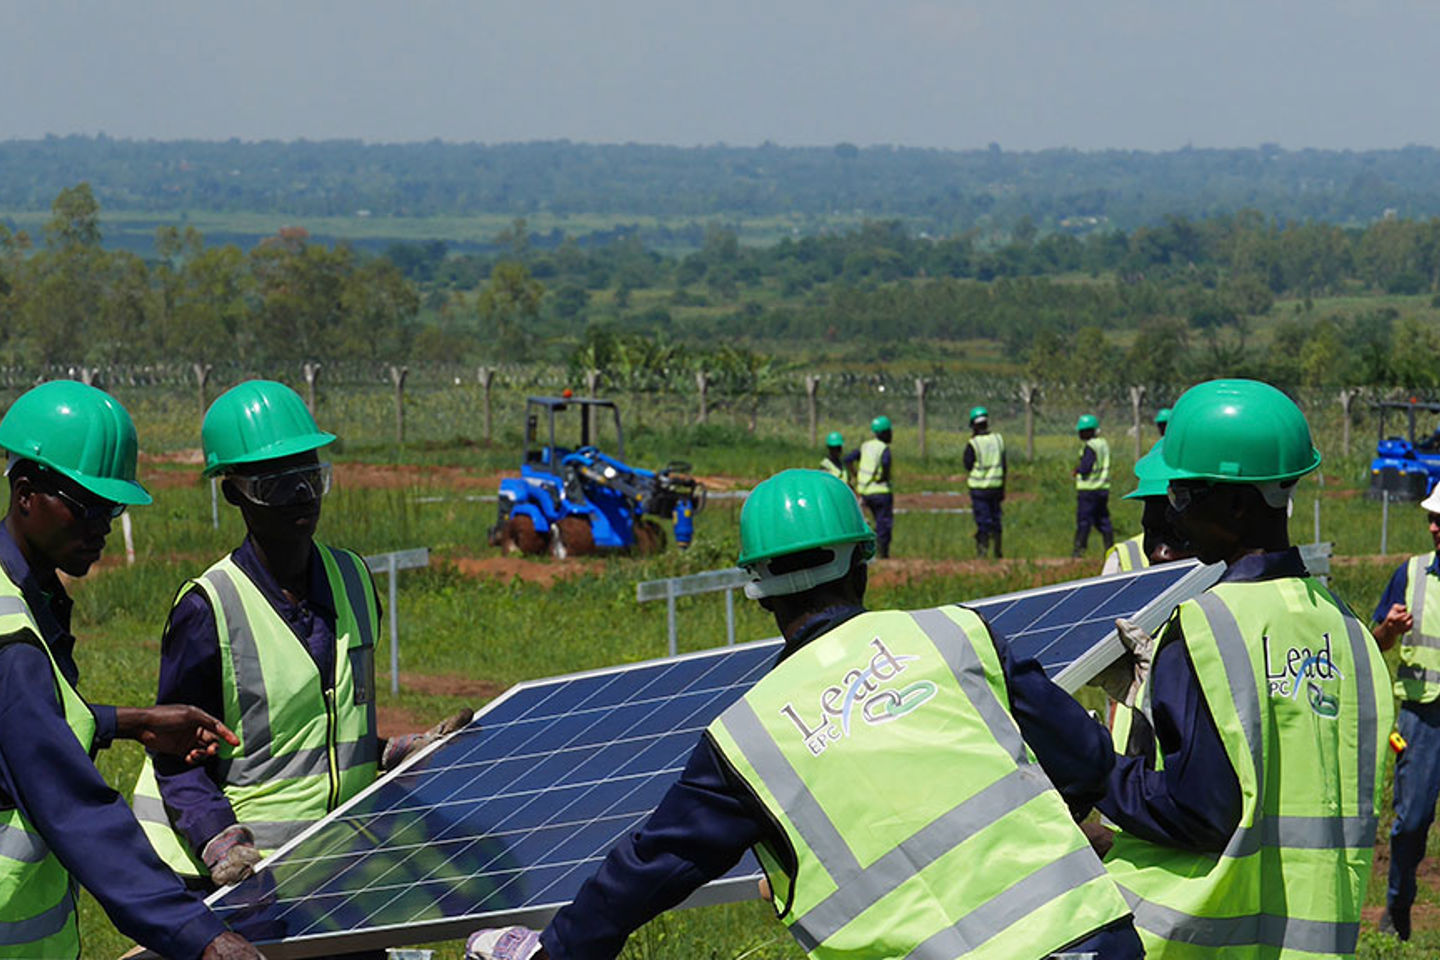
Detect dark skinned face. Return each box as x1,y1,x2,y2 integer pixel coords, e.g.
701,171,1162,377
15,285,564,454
8,470,118,578
1169,481,1249,565
222,451,323,546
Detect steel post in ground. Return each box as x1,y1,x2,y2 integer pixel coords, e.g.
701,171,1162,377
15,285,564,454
725,588,735,645
210,477,219,529
667,580,677,657
1382,490,1390,556
389,554,400,695
1313,497,1320,545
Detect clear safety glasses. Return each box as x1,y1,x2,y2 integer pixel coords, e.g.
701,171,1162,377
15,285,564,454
1166,480,1217,514
230,462,332,507
48,484,126,524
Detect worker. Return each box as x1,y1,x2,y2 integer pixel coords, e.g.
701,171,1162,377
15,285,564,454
1368,486,1440,940
818,431,850,486
1155,407,1171,438
0,381,262,960
964,405,1006,558
1096,379,1393,957
1100,441,1191,576
465,468,1144,960
845,415,893,558
131,380,469,893
1073,413,1114,558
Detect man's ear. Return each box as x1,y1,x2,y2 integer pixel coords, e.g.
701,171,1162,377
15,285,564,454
9,476,37,515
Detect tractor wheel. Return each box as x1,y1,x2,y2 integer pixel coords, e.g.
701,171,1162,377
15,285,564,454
634,519,668,555
553,517,596,558
507,515,549,556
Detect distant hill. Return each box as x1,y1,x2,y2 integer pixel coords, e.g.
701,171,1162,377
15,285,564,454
4,136,1440,232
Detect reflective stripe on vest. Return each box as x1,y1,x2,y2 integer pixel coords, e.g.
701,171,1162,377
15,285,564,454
855,439,890,496
1076,437,1110,491
1396,554,1440,702
1107,581,1391,958
967,434,1004,490
710,607,1129,960
0,584,89,959
1103,535,1148,576
132,544,378,872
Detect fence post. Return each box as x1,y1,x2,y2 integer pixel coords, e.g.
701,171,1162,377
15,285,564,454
1130,385,1147,461
805,375,820,447
302,362,322,415
1382,489,1390,555
193,362,212,416
388,553,400,695
666,579,678,657
478,366,495,446
1338,388,1357,457
915,378,929,459
586,368,601,438
725,588,735,646
389,365,408,446
79,367,98,386
210,477,219,529
696,370,711,424
1020,382,1040,460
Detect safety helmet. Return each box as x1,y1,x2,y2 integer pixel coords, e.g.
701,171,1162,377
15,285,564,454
1076,414,1099,432
969,406,989,425
1124,441,1170,500
738,469,875,598
1153,379,1320,484
870,415,891,434
0,380,151,505
825,431,844,448
202,380,335,477
1155,407,1172,426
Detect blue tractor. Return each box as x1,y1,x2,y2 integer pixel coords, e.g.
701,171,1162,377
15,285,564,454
1369,400,1440,500
488,395,704,556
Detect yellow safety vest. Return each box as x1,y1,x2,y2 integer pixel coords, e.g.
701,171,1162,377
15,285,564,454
1106,579,1393,959
709,607,1130,959
0,576,93,959
1394,554,1440,703
132,544,379,876
855,439,891,496
1076,437,1111,491
818,457,846,483
967,433,1005,490
1102,534,1149,576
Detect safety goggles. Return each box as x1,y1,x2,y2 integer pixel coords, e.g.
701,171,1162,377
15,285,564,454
1166,480,1217,514
47,483,126,524
229,462,332,507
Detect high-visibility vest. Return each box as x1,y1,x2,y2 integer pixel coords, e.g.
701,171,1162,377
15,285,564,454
132,544,379,876
1102,534,1149,576
818,457,846,483
1393,554,1440,703
1076,437,1110,491
0,576,92,959
708,606,1130,960
855,439,891,496
1106,579,1393,959
967,433,1005,490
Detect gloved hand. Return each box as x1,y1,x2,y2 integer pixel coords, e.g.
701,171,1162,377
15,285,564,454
381,708,474,770
1088,617,1154,707
465,926,545,960
202,824,263,887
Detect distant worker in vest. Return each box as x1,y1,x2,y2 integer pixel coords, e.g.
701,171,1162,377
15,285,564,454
844,415,893,558
1073,413,1114,558
465,468,1144,960
817,431,851,487
1368,486,1440,940
0,381,263,960
132,380,469,893
964,405,1005,558
1095,379,1393,958
1155,407,1171,438
1100,441,1192,576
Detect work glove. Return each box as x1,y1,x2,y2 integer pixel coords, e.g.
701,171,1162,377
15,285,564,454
381,707,475,770
202,824,263,887
465,926,544,960
1088,617,1154,708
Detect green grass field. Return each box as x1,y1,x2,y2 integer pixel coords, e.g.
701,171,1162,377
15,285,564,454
65,415,1440,959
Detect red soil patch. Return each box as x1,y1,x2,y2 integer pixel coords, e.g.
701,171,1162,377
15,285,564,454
448,554,591,586
135,453,518,492
376,675,505,739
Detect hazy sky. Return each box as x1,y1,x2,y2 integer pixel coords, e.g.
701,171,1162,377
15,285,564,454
2,1,1435,151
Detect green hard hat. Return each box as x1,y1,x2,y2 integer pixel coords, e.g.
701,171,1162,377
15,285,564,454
1076,414,1099,432
202,380,335,477
1154,379,1320,484
1155,407,1172,426
1124,441,1170,500
969,406,989,424
0,381,151,505
738,469,876,570
871,415,892,434
825,431,844,448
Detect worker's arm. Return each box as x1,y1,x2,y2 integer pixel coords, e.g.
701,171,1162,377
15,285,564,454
539,736,769,960
1076,445,1096,477
1095,621,1243,853
153,588,242,852
0,637,230,960
962,440,976,472
988,626,1114,819
879,446,891,484
1371,562,1411,652
842,448,860,466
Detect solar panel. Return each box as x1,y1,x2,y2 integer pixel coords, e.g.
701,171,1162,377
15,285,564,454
204,552,1333,957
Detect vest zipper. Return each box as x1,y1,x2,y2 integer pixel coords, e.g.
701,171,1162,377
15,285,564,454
324,688,340,811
